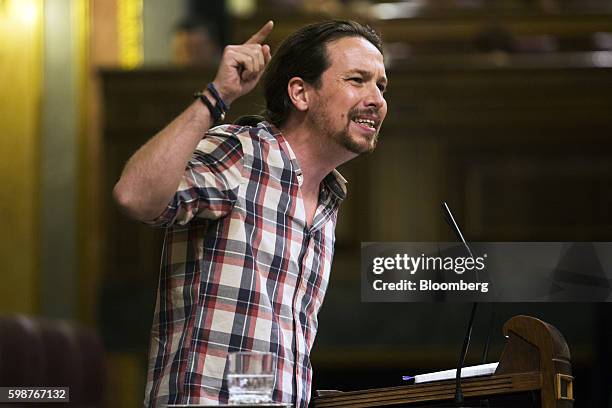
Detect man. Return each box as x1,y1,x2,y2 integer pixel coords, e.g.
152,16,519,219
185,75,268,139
113,20,388,407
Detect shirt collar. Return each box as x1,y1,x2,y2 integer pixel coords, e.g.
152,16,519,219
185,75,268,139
260,121,347,200
324,169,347,200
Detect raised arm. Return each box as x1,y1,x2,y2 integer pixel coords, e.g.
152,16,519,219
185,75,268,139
113,21,273,222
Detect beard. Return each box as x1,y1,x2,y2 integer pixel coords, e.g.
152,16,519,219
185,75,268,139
308,101,379,155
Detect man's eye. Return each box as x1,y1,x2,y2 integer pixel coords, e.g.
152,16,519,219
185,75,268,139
377,83,387,93
349,77,363,84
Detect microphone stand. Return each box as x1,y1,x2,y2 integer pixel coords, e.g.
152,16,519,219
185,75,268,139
455,302,478,406
442,202,481,407
479,304,496,408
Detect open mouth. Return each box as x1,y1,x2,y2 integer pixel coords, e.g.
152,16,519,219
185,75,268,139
351,117,377,130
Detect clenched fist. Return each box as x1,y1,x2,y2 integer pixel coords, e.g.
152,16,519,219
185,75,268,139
211,21,274,106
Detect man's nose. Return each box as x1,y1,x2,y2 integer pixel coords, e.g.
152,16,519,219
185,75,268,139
364,84,385,109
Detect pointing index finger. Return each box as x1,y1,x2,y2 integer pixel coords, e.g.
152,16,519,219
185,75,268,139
244,20,274,45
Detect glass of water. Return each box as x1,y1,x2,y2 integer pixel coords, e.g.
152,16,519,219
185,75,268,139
227,351,276,405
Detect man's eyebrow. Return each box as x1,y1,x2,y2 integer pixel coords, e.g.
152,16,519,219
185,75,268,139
346,69,371,77
346,69,388,85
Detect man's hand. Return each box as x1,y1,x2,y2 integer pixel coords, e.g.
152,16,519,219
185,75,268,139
113,22,274,222
211,21,274,105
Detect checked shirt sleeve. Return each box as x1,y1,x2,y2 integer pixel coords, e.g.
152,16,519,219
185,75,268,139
151,131,245,227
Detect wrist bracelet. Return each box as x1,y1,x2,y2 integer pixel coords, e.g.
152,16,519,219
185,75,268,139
206,83,230,111
194,91,225,124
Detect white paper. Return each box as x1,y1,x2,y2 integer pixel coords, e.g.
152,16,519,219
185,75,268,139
414,362,499,384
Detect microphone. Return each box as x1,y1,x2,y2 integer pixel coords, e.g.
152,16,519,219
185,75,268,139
441,202,479,407
442,202,474,258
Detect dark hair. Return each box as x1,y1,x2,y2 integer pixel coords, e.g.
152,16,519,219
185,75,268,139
262,20,383,127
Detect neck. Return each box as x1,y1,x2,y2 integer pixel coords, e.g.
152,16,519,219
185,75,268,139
279,115,356,195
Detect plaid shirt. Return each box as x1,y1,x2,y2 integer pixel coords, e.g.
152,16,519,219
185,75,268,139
144,121,346,407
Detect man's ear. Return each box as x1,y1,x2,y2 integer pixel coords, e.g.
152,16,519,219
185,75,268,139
287,77,310,112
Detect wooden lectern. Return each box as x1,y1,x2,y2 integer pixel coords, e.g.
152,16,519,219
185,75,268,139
313,315,574,407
